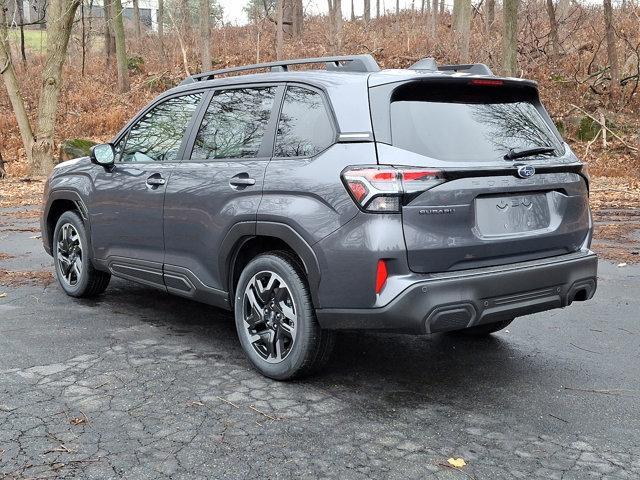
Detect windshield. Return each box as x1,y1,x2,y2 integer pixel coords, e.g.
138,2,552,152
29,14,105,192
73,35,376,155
389,88,563,163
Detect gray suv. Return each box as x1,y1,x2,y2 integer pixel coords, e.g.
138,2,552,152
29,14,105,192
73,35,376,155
42,55,598,379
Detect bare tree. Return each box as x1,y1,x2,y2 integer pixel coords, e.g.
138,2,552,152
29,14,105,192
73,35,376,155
503,0,518,76
199,0,212,70
103,0,115,66
485,0,495,32
112,0,130,93
158,0,164,53
1,0,83,174
545,0,560,59
452,0,460,31
350,0,355,21
603,0,620,99
396,0,399,14
132,0,142,40
458,0,472,61
0,147,5,178
429,0,437,36
0,4,34,164
364,0,370,22
376,0,380,17
327,0,342,53
292,0,304,37
276,0,284,59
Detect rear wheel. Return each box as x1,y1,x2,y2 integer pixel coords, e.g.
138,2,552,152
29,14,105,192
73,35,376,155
459,318,514,337
234,251,334,380
53,211,111,298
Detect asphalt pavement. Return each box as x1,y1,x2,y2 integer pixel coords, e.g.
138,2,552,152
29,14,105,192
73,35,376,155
1,205,639,479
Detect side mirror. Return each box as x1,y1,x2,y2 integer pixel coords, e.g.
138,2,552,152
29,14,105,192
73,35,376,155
90,143,115,167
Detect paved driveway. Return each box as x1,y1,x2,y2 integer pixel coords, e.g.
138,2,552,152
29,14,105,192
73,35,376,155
1,206,639,479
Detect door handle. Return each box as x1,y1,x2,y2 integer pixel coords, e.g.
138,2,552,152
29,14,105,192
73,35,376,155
146,174,166,187
229,173,256,188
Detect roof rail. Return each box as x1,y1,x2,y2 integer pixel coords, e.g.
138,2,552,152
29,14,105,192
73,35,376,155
180,54,381,85
409,58,494,76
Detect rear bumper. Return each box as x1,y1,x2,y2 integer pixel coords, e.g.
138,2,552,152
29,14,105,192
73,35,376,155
316,250,598,334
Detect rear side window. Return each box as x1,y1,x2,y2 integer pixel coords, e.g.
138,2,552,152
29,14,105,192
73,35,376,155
389,82,563,162
120,93,202,163
274,86,335,157
191,87,276,160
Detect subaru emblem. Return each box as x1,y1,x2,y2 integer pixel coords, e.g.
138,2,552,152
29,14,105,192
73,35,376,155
517,165,535,179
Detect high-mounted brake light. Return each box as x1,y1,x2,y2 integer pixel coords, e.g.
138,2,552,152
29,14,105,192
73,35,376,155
341,166,444,212
470,79,504,87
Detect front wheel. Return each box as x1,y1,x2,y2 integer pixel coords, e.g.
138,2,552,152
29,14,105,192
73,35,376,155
234,251,334,380
53,211,111,298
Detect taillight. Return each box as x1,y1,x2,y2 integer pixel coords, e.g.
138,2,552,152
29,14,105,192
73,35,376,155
342,166,444,212
375,259,388,294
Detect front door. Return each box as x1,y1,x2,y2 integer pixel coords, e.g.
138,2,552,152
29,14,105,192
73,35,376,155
89,92,203,287
163,85,281,304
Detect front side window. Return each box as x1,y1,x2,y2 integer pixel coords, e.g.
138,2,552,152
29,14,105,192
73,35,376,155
120,93,202,163
274,86,335,158
191,87,276,160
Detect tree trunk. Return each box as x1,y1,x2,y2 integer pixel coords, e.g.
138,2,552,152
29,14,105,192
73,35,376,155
112,0,130,93
158,0,164,54
351,0,355,21
485,0,495,32
327,0,342,54
133,0,142,40
458,0,471,62
376,0,380,17
396,0,400,14
545,0,559,59
429,0,437,36
0,148,5,178
292,0,304,37
452,0,461,30
199,0,211,70
603,0,620,99
16,0,27,64
502,0,518,76
104,0,115,66
0,6,35,165
557,0,570,21
276,0,284,59
30,0,82,175
440,0,444,14
364,0,370,22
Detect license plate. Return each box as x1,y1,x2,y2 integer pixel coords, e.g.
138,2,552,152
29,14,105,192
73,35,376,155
475,193,551,237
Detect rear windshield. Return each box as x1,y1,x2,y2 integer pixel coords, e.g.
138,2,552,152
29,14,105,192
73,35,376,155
389,83,563,162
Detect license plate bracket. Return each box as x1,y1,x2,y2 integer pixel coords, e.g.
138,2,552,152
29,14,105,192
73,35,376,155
475,193,551,237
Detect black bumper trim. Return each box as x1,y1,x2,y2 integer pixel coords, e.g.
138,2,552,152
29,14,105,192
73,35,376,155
316,251,598,334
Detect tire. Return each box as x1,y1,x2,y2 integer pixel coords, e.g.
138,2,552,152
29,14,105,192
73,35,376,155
234,251,334,380
458,318,515,337
53,211,111,298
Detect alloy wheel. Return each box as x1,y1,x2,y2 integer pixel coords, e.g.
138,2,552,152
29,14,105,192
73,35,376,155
56,223,83,286
242,271,297,364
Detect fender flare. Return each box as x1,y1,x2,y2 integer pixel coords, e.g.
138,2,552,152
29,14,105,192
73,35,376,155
42,189,90,256
220,221,322,308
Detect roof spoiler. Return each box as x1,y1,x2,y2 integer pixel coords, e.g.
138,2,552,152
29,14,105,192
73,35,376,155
410,57,494,76
180,54,381,85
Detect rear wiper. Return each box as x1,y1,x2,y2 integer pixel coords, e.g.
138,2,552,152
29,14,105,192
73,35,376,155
504,147,556,160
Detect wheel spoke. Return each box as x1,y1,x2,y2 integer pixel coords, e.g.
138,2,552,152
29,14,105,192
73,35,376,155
244,288,264,328
56,223,82,287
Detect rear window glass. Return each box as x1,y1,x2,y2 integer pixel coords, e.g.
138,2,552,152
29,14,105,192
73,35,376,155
389,84,563,162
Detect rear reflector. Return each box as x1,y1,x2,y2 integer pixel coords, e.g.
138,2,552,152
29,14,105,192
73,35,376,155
375,259,388,294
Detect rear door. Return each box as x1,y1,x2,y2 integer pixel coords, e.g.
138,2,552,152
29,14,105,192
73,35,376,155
162,85,281,303
370,78,591,273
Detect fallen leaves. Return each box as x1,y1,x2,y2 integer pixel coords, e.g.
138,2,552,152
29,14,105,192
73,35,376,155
0,269,53,287
0,177,45,208
69,411,89,426
447,457,467,469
